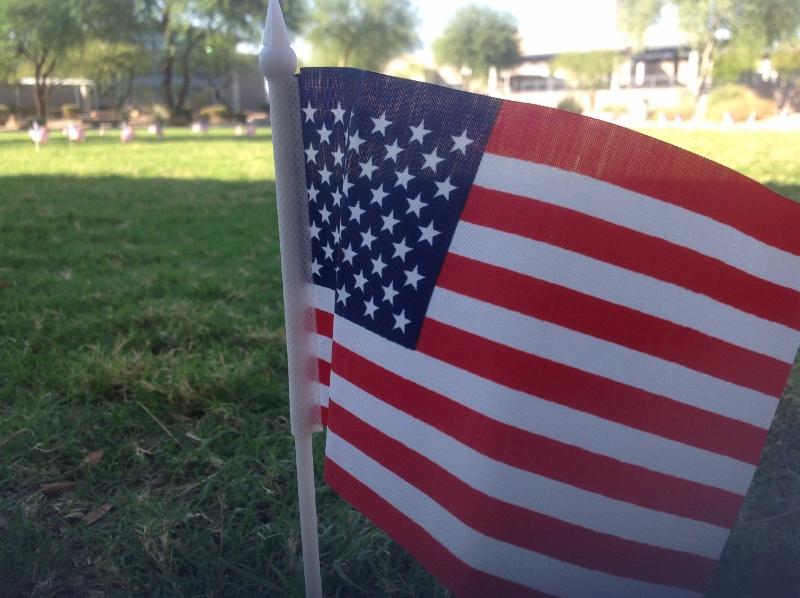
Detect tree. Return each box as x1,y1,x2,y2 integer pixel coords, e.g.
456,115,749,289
616,0,664,47
64,40,151,109
553,50,622,110
433,6,521,89
0,0,140,119
143,0,305,118
772,42,800,110
0,0,88,119
305,0,418,71
617,0,800,103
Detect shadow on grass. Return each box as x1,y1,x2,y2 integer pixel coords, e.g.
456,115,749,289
2,174,799,596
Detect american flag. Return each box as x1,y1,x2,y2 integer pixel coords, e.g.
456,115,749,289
297,67,800,596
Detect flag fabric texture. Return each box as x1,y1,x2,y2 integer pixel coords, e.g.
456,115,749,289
296,66,800,597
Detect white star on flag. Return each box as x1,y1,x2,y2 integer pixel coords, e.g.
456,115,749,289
434,176,457,200
421,150,443,172
381,210,401,233
364,297,379,318
319,123,334,144
371,254,388,277
319,166,333,185
331,101,347,123
319,204,332,223
369,186,390,205
360,159,380,180
384,140,403,163
349,129,366,148
404,265,424,289
395,167,414,189
409,120,431,144
342,243,356,264
406,194,425,218
336,284,350,305
310,222,321,240
302,102,316,123
382,281,399,304
311,259,322,276
349,202,365,223
371,111,392,135
450,129,473,154
361,227,377,249
417,221,439,245
353,270,368,291
393,309,410,332
392,238,413,261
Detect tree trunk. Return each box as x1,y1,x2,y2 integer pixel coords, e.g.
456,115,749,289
117,69,136,110
32,62,45,120
161,8,175,110
162,34,176,110
693,38,716,105
175,33,202,112
32,52,55,121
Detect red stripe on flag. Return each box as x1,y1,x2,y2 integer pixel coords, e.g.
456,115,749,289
318,359,331,386
316,308,333,337
486,100,800,257
462,185,800,333
417,319,768,465
324,458,550,598
332,343,743,528
330,404,715,592
437,252,791,397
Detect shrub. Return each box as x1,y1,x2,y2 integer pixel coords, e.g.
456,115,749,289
0,104,9,126
197,104,229,124
652,102,695,121
152,104,170,125
61,103,80,118
600,103,628,118
168,108,193,126
556,96,583,114
707,84,777,122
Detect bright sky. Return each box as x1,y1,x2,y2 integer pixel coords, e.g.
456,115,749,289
414,0,684,58
283,0,684,64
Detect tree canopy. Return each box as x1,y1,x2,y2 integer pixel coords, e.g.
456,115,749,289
139,0,304,117
553,50,622,109
305,0,418,71
433,6,521,87
0,0,136,118
617,0,800,100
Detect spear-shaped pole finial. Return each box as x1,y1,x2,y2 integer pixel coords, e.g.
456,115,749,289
260,0,297,78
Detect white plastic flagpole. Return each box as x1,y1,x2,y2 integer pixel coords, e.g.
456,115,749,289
260,1,323,597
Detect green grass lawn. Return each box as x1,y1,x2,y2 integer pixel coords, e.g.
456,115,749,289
1,127,799,597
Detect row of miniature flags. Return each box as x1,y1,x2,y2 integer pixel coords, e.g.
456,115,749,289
27,121,259,147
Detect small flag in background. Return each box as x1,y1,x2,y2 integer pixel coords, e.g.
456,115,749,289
298,67,800,597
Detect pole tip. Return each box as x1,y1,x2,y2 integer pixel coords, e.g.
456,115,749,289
260,0,297,78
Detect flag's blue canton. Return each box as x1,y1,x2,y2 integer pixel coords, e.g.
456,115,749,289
298,68,501,348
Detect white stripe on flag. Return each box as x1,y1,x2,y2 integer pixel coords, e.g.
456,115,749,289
329,372,729,559
475,153,800,293
449,221,798,362
313,284,335,311
332,317,755,493
318,383,329,407
327,431,703,598
427,288,778,430
315,334,332,362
